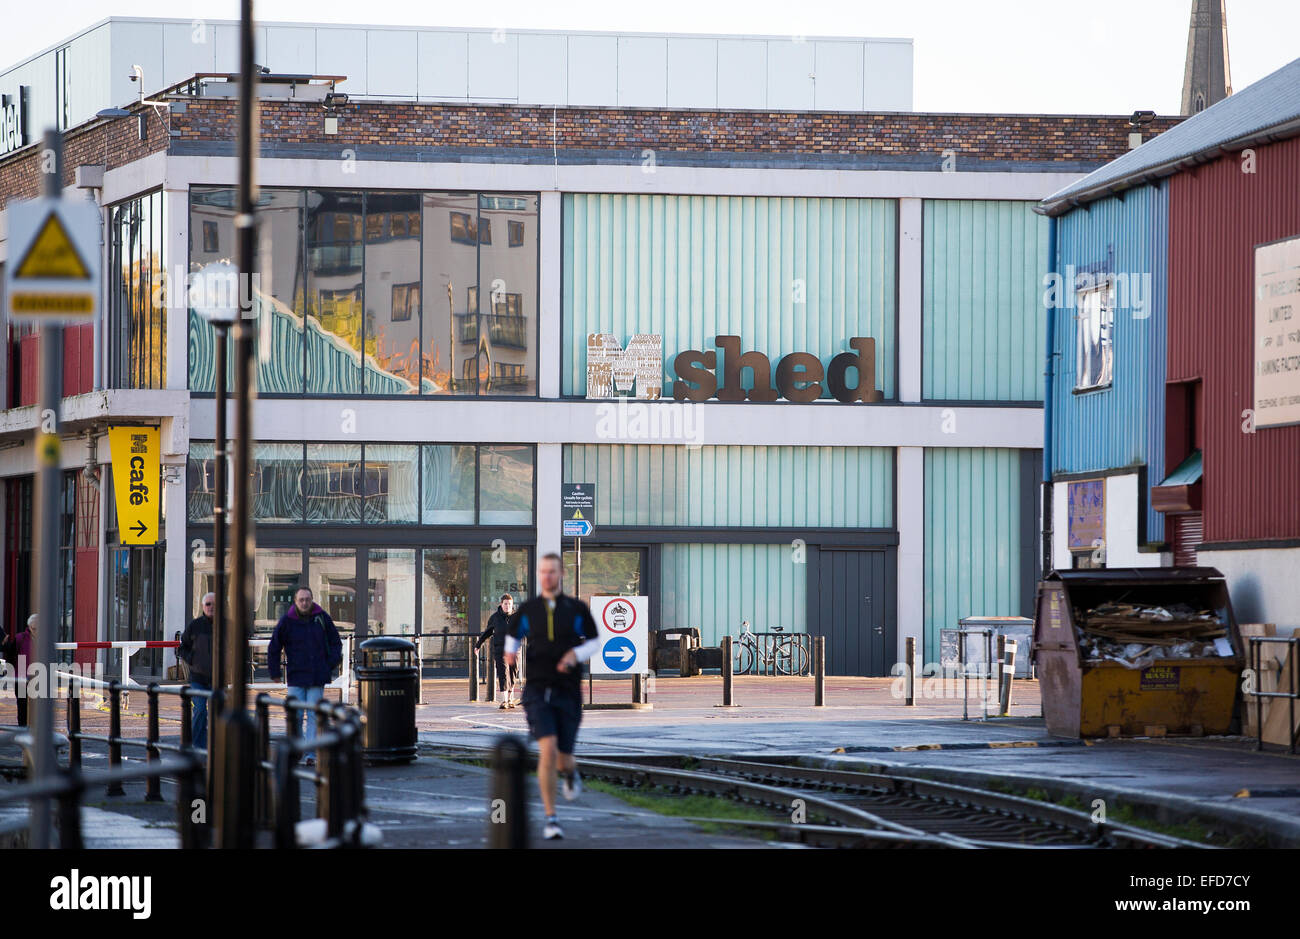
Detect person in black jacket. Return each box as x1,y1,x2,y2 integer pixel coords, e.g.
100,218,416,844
474,594,517,709
178,593,215,748
268,587,343,753
504,553,599,840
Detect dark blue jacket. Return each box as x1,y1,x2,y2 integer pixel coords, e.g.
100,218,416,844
268,602,343,688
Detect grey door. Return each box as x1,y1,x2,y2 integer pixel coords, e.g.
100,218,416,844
813,549,895,676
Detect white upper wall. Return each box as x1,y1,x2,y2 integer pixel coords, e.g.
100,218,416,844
0,18,913,138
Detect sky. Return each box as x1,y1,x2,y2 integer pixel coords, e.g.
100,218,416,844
2,0,1297,114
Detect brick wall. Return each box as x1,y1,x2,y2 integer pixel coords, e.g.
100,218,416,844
1,97,1180,207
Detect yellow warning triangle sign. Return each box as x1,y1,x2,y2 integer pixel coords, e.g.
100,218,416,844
15,213,91,280
572,508,584,519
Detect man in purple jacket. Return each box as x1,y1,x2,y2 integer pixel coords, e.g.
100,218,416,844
268,587,343,755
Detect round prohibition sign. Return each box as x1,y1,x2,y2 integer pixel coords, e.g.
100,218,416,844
601,597,637,634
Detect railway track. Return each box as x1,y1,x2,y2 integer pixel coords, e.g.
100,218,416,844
431,745,1207,848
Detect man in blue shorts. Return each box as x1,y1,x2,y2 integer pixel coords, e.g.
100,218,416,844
504,552,599,840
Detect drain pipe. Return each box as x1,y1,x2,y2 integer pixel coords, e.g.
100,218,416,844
1041,214,1058,575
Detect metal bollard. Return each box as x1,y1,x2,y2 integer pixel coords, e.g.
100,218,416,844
255,694,273,829
107,682,125,797
67,679,82,769
679,634,691,677
145,684,163,802
999,639,1017,717
489,734,528,849
905,637,916,706
178,758,202,850
57,770,85,849
274,746,300,849
814,636,825,707
632,672,646,705
721,636,734,707
469,644,480,702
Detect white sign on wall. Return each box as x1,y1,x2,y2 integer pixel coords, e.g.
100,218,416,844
1254,234,1300,429
589,595,648,676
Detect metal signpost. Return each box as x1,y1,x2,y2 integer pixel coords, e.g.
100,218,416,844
561,484,595,701
3,131,100,849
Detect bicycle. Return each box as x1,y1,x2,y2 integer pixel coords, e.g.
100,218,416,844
733,621,809,676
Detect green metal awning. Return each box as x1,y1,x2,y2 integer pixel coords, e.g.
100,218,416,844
1159,450,1203,487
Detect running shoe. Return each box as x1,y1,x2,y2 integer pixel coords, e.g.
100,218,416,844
543,819,564,840
562,770,583,801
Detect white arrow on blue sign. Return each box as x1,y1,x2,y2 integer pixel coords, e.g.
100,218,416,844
563,519,593,537
601,637,637,672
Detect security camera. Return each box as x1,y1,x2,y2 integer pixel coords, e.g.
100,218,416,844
129,73,138,82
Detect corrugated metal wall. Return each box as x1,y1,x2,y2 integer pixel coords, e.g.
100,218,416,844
562,194,897,397
563,444,894,528
924,447,1024,658
1050,183,1168,544
922,200,1048,401
1169,135,1300,543
660,543,806,644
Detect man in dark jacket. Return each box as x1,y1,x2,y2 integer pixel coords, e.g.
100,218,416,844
474,593,517,709
504,554,599,840
268,587,343,750
178,593,215,747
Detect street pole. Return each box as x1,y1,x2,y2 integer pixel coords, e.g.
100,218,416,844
213,0,259,848
29,128,64,849
208,322,227,807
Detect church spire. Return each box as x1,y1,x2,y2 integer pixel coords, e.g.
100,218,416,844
1181,0,1232,115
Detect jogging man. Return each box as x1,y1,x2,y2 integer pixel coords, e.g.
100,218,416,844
504,553,598,840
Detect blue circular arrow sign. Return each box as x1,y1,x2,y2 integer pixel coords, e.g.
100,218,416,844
601,636,636,672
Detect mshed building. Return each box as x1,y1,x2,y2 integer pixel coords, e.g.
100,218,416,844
0,18,1177,676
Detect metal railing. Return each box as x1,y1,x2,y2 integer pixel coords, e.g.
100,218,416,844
732,625,812,676
1,674,368,848
1247,636,1299,754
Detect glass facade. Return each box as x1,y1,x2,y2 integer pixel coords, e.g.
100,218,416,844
189,443,534,526
189,187,538,396
109,190,167,389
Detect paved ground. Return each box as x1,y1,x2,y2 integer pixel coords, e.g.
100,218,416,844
3,675,1298,847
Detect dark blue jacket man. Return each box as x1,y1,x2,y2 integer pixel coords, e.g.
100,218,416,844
269,587,343,747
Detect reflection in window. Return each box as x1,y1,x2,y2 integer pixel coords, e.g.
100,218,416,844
481,547,530,633
473,193,537,395
108,190,166,390
562,548,641,610
306,190,364,394
253,443,305,523
254,548,303,633
187,442,217,523
369,548,417,636
421,444,476,524
422,549,470,668
364,444,418,524
309,547,356,634
365,191,422,393
305,443,363,523
1075,280,1115,391
479,445,534,525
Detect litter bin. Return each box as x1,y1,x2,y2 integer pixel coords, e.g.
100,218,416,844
356,636,419,763
1033,568,1243,738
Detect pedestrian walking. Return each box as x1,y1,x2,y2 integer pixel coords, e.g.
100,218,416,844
475,594,519,709
504,553,599,840
7,614,37,727
178,593,215,748
268,587,343,763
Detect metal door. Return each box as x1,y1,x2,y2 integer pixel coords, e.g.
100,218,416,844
813,549,895,676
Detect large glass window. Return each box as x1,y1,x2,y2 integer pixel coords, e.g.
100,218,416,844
561,548,640,610
363,445,419,524
189,187,538,397
368,548,417,635
365,192,422,394
479,445,534,525
109,190,166,389
254,443,305,523
421,444,476,524
309,547,357,635
481,547,530,632
305,444,363,524
253,548,303,633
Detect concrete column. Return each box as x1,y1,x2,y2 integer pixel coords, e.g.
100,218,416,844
538,190,562,399
163,187,190,391
897,198,923,403
896,446,925,664
536,442,562,573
